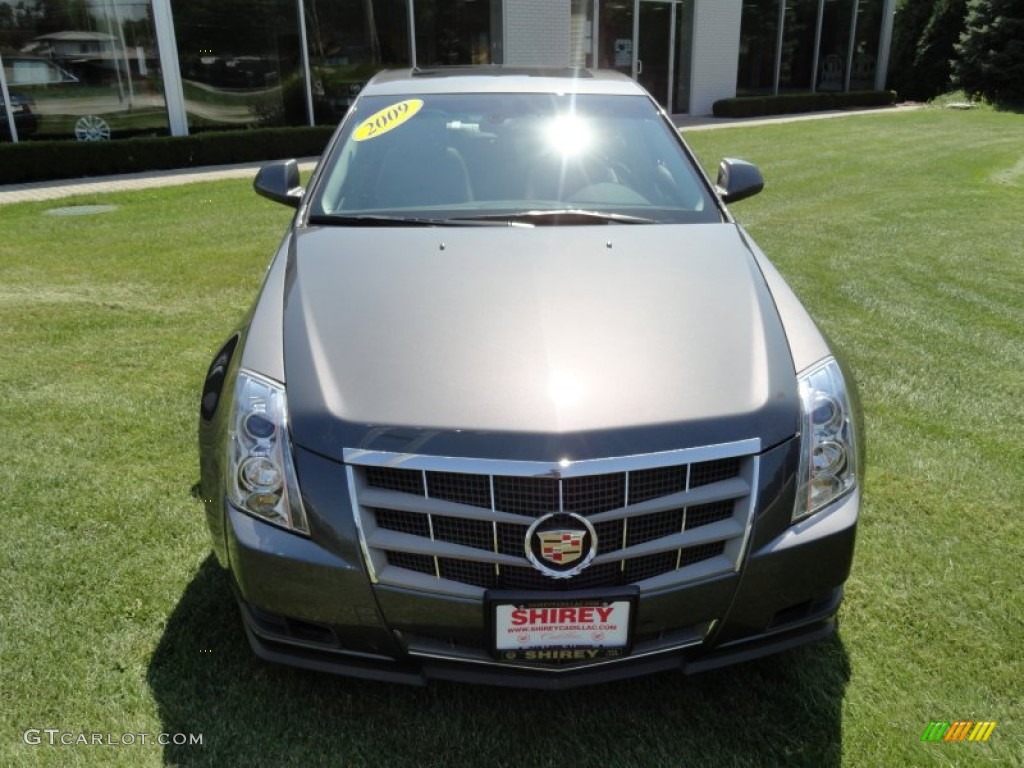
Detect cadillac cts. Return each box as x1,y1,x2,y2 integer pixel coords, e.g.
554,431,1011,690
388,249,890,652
198,67,862,688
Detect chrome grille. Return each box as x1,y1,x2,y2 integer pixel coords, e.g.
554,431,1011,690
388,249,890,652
345,440,760,599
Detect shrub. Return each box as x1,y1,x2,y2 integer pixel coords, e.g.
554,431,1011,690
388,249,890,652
0,126,336,185
712,91,897,118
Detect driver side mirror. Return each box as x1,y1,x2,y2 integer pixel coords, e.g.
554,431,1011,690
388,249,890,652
254,159,304,208
715,158,764,204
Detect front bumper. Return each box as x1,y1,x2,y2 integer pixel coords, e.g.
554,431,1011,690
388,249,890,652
221,465,859,687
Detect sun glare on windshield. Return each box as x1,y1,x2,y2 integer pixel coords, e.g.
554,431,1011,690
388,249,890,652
544,115,593,157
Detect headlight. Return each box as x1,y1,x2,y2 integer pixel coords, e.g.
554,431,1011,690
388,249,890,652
793,358,858,523
227,370,309,534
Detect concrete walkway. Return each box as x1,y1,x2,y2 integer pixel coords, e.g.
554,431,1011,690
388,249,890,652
673,103,920,131
0,105,918,206
0,158,320,206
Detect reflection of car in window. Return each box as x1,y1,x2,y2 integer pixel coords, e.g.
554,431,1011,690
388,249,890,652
1,93,40,140
198,67,862,689
7,30,166,140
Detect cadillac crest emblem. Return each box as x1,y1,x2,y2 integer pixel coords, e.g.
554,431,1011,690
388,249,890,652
525,512,598,578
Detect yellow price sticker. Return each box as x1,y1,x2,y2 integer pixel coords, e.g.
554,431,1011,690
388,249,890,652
353,99,424,142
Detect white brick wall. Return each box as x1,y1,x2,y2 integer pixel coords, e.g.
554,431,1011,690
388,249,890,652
689,0,742,115
504,0,572,67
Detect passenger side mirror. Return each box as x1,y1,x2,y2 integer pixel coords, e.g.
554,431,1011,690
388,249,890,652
254,159,303,208
716,158,764,204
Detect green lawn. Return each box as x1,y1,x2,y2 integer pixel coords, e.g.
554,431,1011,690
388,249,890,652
1,106,1022,767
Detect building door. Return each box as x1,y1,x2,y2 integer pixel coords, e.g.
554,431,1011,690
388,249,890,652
597,0,685,112
598,1,635,76
636,0,677,112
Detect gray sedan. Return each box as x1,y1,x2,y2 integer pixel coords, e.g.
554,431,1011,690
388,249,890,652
198,66,861,687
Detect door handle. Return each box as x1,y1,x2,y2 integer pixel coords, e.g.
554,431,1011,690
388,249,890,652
636,59,643,75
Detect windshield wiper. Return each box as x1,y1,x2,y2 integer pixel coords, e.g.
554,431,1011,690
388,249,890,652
451,209,657,225
306,213,511,227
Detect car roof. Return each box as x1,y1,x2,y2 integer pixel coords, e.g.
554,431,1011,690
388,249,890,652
360,66,648,97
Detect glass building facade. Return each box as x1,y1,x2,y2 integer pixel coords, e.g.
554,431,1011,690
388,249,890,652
1,0,892,144
1,0,167,141
737,0,888,96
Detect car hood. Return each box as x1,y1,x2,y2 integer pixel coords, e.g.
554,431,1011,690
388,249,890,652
281,223,799,462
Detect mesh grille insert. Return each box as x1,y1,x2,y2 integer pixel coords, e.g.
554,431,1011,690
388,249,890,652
433,515,493,550
366,466,423,495
690,458,741,488
686,501,735,530
563,473,626,515
629,465,688,504
386,551,434,575
626,508,685,547
493,476,559,517
374,508,431,538
427,471,491,509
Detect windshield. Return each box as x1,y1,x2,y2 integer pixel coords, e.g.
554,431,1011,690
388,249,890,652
309,92,721,225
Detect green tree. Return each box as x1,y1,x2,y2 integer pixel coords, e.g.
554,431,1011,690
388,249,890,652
889,0,968,101
31,0,93,35
913,0,968,97
955,0,1024,104
888,0,933,98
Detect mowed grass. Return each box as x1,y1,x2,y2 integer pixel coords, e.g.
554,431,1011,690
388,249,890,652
1,107,1021,767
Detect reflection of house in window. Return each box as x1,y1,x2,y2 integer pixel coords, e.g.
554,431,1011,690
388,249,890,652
5,55,80,85
23,32,154,85
29,31,118,59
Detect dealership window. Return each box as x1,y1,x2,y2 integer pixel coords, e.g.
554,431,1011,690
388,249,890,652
737,0,780,95
739,0,883,96
672,0,693,112
597,0,631,75
778,0,818,91
816,0,853,91
848,0,882,90
302,0,408,126
170,0,303,130
1,0,167,142
413,0,502,67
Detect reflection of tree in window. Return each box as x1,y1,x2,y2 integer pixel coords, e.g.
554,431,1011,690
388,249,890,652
850,0,882,90
414,0,500,66
817,0,854,91
737,0,779,96
169,0,303,128
779,0,819,92
303,0,410,125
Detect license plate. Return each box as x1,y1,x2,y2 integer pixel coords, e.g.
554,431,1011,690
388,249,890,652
488,590,636,662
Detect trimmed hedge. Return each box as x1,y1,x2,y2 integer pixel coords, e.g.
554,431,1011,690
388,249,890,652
712,90,897,118
0,126,336,185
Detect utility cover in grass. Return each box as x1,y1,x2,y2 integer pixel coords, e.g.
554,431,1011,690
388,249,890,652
45,205,118,217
